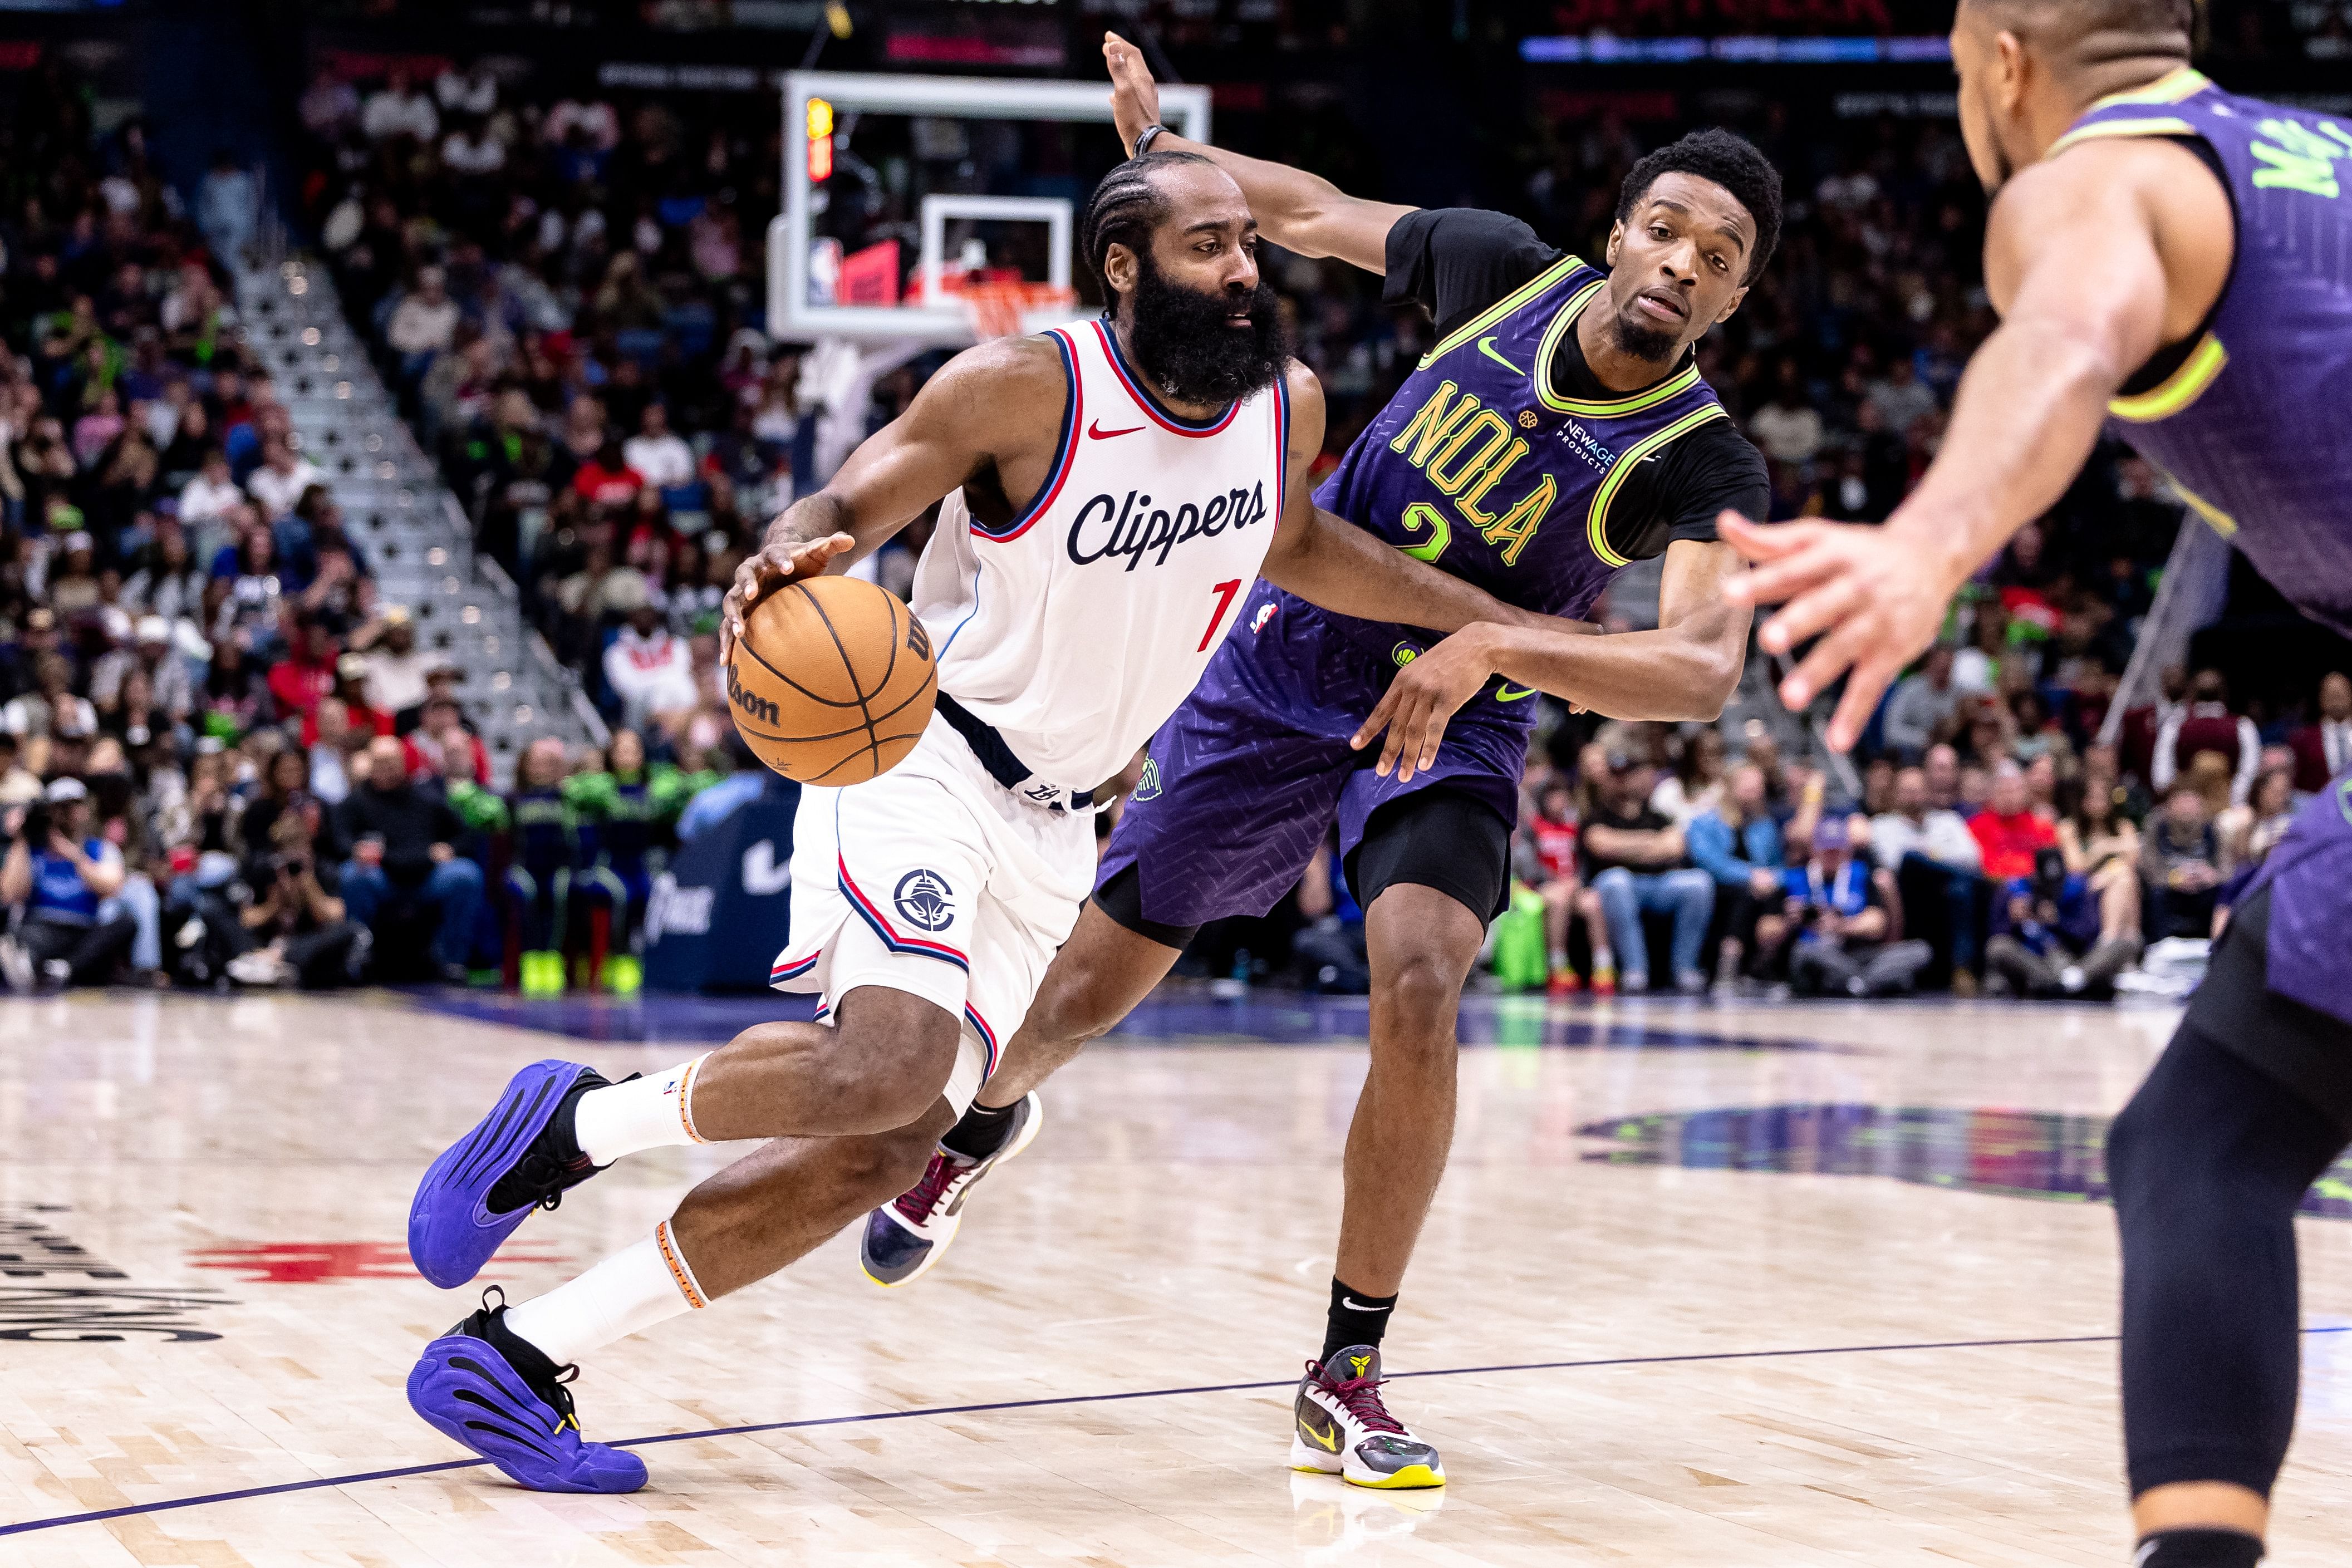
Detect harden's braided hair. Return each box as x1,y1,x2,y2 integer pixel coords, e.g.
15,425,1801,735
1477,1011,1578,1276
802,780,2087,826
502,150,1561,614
1080,149,1215,314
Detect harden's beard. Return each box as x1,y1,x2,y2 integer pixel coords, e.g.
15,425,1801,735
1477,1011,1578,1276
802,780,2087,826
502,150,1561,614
1123,253,1289,406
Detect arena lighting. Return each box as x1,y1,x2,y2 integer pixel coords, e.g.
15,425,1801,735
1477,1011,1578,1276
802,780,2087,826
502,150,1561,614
1520,33,1951,62
807,96,834,182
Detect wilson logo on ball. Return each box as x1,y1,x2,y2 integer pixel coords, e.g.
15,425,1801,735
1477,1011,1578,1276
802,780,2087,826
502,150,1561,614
726,662,780,726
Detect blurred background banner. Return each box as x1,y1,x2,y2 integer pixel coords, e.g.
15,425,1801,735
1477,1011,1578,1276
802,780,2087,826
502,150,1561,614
642,773,798,993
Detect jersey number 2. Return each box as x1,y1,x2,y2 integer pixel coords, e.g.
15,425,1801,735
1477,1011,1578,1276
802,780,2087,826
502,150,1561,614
1197,578,1244,651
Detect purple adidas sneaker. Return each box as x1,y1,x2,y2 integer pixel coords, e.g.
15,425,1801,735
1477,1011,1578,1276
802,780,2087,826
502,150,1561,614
407,1289,647,1493
408,1059,610,1289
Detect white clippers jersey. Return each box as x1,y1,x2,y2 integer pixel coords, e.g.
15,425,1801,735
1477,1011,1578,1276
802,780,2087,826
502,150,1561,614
911,318,1291,790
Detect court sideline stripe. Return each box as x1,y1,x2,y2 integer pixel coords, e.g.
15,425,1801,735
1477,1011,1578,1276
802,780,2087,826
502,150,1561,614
6,1326,2345,1538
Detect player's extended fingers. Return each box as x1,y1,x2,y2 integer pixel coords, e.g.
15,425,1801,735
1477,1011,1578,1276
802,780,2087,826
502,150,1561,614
1776,614,1879,711
784,532,855,580
1755,571,1870,656
1412,707,1452,779
1825,655,1903,754
1348,685,1402,753
1376,687,1425,779
1725,538,1845,615
1715,511,1810,567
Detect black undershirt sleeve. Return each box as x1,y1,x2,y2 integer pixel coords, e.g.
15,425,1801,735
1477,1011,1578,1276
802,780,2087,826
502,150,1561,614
1382,208,1564,338
1606,418,1771,561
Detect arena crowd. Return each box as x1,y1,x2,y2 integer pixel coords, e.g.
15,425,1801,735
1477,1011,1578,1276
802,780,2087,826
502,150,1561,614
0,42,2336,998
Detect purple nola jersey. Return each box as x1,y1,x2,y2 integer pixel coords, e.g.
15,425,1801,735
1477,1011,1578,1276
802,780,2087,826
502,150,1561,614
2058,69,2352,637
2056,70,2352,1022
1099,256,1733,927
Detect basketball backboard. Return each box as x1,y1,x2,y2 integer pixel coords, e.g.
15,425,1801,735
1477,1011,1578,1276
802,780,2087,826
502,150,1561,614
770,71,1212,347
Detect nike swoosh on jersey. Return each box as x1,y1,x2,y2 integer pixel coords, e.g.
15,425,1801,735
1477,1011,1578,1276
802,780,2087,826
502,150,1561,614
1477,336,1525,376
1494,684,1539,702
1087,420,1143,439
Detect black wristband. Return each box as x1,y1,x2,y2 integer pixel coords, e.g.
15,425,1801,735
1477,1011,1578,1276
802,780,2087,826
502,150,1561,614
1132,124,1166,159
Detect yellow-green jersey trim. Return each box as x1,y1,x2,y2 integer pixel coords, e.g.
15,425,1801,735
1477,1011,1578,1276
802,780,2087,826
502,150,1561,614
2109,332,2227,422
1533,282,1705,417
2047,116,2199,156
2089,67,2210,110
1583,404,1730,568
1419,254,1585,370
2161,466,2240,538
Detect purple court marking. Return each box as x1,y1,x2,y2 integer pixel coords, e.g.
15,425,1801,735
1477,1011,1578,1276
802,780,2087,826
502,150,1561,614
406,986,1842,1053
6,1327,2345,1538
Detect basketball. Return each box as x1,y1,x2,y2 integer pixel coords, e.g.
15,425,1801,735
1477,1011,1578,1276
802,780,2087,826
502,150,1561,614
726,576,937,785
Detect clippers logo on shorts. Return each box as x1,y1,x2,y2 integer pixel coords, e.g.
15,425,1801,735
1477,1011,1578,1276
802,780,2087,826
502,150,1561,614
893,869,955,933
1065,485,1269,572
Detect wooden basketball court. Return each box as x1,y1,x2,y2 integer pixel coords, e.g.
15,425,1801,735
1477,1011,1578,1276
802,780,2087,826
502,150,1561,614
2,989,2347,1566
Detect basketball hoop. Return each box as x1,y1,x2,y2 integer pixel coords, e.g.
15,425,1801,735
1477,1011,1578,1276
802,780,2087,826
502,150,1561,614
960,279,1078,341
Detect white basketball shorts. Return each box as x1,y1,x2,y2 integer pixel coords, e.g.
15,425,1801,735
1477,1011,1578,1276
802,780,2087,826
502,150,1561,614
769,709,1098,1114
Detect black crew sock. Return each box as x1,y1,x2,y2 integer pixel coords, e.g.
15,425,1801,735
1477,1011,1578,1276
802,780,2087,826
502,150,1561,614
1322,1279,1398,1364
2133,1528,2264,1566
939,1098,1021,1162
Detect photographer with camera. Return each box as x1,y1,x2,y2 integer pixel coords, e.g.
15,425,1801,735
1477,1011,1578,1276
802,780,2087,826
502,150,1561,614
0,778,135,991
1984,846,2144,1001
1780,814,1932,999
225,815,367,988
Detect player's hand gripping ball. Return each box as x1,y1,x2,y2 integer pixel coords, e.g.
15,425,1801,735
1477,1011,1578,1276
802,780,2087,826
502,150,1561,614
726,575,938,784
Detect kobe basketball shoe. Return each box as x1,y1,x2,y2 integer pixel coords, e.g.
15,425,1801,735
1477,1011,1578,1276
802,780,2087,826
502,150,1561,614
409,1060,618,1288
407,1287,646,1493
1290,1346,1445,1489
861,1092,1044,1286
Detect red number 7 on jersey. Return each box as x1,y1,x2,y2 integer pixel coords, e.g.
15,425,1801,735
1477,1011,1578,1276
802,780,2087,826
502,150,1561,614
1197,579,1244,652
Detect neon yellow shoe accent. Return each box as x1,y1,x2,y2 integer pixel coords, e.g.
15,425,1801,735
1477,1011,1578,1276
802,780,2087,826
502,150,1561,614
1346,1463,1445,1490
605,955,642,995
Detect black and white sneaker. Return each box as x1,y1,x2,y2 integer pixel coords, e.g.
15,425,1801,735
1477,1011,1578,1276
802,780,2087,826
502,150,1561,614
1289,1346,1445,1490
860,1092,1043,1287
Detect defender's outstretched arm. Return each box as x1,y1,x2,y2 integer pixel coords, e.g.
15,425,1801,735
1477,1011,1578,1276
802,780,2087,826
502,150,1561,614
1257,363,1588,640
1103,33,1412,273
1349,538,1751,778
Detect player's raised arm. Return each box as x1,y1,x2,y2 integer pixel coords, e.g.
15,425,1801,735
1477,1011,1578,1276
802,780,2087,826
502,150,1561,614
1718,137,2225,749
721,337,1064,660
1102,33,1412,273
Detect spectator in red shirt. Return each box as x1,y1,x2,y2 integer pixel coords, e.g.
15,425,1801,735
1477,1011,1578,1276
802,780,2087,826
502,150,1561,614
569,437,644,508
302,655,395,746
1520,778,1584,995
267,616,342,721
1968,762,2058,881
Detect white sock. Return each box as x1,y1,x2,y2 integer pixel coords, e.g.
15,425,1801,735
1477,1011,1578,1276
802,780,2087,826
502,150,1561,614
1592,946,1614,971
572,1055,712,1166
502,1222,708,1367
1546,947,1568,970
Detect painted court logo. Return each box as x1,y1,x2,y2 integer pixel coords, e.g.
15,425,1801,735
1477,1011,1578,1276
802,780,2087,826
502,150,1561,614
895,869,955,932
